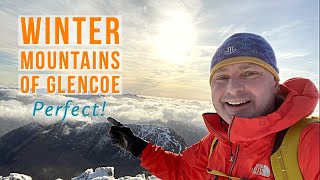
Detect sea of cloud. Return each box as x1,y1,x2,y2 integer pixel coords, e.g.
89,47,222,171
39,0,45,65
1,87,318,137
0,88,213,132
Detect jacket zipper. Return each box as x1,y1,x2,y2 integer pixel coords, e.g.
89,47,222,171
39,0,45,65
227,116,239,176
229,144,240,176
229,142,234,162
205,115,241,177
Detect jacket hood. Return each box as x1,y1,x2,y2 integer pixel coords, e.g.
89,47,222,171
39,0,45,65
203,77,319,144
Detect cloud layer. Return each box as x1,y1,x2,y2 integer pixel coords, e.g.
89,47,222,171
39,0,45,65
0,88,213,127
1,87,318,137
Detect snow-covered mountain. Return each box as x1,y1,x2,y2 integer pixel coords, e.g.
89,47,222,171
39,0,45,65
0,173,32,180
137,120,207,146
0,118,208,147
0,121,187,180
72,167,160,180
0,167,159,180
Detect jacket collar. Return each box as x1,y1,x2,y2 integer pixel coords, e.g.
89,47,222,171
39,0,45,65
203,78,319,144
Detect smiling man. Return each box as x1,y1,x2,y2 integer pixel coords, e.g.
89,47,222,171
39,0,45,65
210,63,278,124
109,33,319,180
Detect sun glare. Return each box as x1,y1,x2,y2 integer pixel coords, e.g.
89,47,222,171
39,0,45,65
155,12,195,63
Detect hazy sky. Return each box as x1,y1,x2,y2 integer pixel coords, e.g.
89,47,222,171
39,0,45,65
0,0,319,101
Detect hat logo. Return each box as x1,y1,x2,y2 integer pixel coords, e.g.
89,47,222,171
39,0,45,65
224,45,237,55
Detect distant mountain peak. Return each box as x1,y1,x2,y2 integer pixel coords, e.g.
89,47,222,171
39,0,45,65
0,121,187,179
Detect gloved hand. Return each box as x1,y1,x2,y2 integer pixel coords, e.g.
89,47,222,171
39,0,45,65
108,117,148,157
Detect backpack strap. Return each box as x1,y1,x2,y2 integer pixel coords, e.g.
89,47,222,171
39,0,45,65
206,168,246,180
271,128,289,154
270,117,319,180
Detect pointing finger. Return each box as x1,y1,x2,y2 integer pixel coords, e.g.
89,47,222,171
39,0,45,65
107,117,122,126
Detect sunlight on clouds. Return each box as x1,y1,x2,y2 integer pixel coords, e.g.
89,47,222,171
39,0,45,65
154,11,196,63
0,0,318,102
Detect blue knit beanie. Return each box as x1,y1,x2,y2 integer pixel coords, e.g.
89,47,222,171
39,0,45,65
210,33,279,82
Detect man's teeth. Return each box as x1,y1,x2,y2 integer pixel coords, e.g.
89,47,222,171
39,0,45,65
227,101,248,105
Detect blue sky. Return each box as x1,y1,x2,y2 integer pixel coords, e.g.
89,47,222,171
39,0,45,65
0,0,319,101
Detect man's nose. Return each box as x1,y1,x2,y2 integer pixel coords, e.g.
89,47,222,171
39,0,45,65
226,78,245,95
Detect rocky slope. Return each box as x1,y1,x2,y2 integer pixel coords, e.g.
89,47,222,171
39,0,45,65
0,121,187,180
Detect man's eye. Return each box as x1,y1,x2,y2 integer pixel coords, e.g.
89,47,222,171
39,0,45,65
242,71,258,77
215,75,229,81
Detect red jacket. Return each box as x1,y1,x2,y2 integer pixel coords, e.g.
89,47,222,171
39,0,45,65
140,78,319,180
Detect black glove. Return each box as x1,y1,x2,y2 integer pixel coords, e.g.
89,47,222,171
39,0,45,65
108,117,148,157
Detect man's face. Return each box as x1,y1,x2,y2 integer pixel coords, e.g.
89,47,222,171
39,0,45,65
210,62,279,124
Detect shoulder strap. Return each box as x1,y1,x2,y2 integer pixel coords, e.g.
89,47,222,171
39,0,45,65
271,128,288,154
270,117,319,180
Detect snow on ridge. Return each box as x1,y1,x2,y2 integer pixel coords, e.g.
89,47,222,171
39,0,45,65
71,167,114,180
0,173,32,180
42,122,185,153
72,167,160,180
17,121,185,154
1,167,159,180
132,124,185,153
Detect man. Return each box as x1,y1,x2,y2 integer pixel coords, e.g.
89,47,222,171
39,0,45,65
109,33,319,179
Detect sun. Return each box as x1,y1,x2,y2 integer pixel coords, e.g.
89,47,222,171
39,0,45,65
154,12,195,63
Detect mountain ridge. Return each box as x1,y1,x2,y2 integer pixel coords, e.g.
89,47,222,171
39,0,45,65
0,121,187,180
